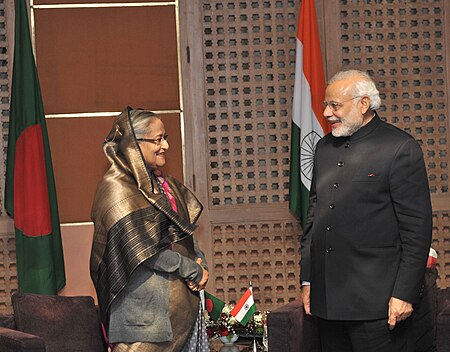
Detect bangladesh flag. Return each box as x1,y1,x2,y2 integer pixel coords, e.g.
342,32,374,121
4,0,65,294
289,0,330,225
204,291,225,321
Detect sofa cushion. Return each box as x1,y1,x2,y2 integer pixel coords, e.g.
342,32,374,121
12,292,105,352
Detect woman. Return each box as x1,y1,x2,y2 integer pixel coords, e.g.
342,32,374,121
90,107,210,351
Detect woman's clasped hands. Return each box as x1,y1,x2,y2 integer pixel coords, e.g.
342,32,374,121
187,258,208,292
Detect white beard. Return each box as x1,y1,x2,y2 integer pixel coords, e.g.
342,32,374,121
331,119,364,137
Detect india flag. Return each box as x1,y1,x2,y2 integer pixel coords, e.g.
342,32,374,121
427,248,437,268
289,0,331,225
231,287,256,326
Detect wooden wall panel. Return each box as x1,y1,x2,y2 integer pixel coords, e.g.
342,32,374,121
212,220,300,310
0,0,10,218
47,113,183,223
0,0,16,314
333,0,448,197
187,0,300,310
202,0,297,209
0,230,17,314
34,6,179,114
30,2,183,223
34,0,164,4
47,117,112,223
432,211,450,288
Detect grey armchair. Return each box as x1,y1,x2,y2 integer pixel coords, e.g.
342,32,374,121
0,292,106,352
267,268,450,352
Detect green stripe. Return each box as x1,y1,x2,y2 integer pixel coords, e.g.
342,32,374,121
15,229,65,294
299,182,310,228
239,304,256,326
289,124,311,225
289,123,301,218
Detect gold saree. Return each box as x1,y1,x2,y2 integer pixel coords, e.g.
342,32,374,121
90,107,204,350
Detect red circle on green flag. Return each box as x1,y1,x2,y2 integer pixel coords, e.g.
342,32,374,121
206,298,213,312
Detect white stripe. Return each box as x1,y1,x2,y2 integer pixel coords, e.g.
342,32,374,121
292,38,325,191
429,248,437,258
234,294,255,322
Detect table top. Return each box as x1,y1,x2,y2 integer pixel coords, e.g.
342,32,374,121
209,336,266,352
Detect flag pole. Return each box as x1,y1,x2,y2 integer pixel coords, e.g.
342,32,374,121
249,282,257,352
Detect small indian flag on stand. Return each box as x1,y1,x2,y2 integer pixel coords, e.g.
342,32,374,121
427,248,438,268
231,287,257,326
204,291,226,321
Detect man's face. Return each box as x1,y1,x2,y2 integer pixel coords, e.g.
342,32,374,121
323,79,365,137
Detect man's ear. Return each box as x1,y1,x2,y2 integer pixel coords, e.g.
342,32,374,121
360,96,370,114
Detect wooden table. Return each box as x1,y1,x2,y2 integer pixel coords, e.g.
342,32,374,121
209,336,265,352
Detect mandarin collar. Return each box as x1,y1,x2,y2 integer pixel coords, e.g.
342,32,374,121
346,112,381,142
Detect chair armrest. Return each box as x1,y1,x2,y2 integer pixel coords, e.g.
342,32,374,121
267,300,320,352
437,304,450,352
437,288,450,314
0,327,45,352
0,314,16,329
413,268,438,352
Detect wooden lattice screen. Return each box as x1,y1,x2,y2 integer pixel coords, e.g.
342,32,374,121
193,0,450,313
0,0,9,217
0,0,449,315
336,0,448,196
199,0,302,310
204,0,297,208
0,0,16,314
323,0,450,288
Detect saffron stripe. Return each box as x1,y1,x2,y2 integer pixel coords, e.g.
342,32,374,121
296,0,329,134
231,287,254,319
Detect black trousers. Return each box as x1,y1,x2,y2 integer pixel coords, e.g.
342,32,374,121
317,317,414,352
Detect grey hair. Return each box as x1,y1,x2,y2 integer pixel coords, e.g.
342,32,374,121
329,70,381,110
130,109,159,138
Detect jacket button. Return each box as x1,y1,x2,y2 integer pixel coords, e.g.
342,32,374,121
329,204,335,209
333,183,339,188
345,143,350,148
337,161,344,167
326,226,333,231
326,247,332,253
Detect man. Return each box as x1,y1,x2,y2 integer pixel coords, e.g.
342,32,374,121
300,70,432,352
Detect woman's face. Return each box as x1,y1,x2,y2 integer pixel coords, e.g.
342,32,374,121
139,118,169,169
